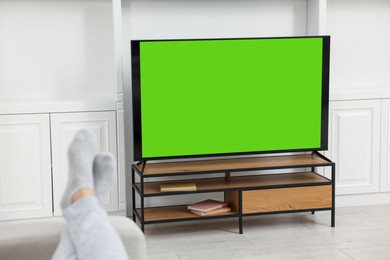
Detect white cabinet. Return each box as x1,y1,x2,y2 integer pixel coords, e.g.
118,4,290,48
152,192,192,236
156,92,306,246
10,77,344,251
0,114,52,220
0,111,118,220
325,1,390,201
0,0,124,220
327,100,381,195
51,111,118,215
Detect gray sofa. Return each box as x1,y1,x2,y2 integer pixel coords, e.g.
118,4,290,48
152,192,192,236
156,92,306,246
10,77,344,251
0,216,146,260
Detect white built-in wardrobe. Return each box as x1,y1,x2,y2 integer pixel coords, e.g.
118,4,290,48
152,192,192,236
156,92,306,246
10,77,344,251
1,0,390,220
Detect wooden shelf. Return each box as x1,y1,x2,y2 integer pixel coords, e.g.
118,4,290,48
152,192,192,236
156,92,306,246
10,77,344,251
135,172,330,196
134,154,330,176
136,205,238,222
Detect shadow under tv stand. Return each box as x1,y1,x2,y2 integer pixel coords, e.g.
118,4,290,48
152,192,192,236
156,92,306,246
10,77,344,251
129,152,335,234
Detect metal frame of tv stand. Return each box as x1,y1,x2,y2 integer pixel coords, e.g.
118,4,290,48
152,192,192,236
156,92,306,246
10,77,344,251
130,151,335,234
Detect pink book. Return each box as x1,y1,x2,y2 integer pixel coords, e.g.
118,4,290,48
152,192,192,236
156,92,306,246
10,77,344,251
191,207,231,216
187,199,228,212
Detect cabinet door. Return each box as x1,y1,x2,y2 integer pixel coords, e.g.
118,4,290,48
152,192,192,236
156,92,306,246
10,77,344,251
380,100,390,192
0,114,52,220
326,100,380,195
51,111,118,215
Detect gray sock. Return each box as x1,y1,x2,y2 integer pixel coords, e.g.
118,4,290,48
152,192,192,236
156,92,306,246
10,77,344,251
61,129,97,210
93,153,116,204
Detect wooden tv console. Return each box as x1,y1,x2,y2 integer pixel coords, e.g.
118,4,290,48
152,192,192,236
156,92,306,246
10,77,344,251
129,152,335,234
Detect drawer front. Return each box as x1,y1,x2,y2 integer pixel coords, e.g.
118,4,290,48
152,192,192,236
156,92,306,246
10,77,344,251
242,185,332,214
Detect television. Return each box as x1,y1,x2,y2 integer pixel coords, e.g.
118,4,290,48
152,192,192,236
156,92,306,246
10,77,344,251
131,36,330,162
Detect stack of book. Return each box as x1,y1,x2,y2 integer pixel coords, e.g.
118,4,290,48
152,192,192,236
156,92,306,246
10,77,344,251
188,199,231,216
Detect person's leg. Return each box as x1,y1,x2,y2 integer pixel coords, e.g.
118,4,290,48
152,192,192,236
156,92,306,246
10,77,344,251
52,229,77,260
63,195,128,260
52,153,118,260
61,129,97,210
52,130,128,260
93,153,116,204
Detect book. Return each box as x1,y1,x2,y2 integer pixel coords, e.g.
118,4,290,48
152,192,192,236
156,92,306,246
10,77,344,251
160,182,197,192
187,199,228,212
191,207,231,216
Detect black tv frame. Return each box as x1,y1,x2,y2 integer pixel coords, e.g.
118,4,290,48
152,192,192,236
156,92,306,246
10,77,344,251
131,35,330,162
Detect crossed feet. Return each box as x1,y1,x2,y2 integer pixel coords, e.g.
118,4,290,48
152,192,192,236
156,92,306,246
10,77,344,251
61,129,116,210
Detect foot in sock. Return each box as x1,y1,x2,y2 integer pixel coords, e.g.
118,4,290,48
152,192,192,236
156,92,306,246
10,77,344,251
60,129,97,210
93,153,116,204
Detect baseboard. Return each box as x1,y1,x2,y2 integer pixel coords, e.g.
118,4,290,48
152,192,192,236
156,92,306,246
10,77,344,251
336,192,390,207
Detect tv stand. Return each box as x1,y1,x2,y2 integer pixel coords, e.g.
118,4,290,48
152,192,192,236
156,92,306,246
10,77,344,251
129,152,335,234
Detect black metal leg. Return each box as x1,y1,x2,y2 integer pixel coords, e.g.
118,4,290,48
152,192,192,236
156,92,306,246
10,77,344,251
131,168,136,221
331,209,335,227
311,211,315,215
239,218,243,234
141,176,145,232
331,163,336,227
239,190,243,234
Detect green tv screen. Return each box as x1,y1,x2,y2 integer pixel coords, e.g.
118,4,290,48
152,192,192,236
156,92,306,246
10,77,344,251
132,36,330,161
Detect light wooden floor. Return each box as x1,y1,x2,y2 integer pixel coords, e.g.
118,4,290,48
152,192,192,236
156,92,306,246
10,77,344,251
143,204,390,260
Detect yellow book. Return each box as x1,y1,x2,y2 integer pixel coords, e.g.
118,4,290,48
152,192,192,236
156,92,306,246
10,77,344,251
160,182,197,192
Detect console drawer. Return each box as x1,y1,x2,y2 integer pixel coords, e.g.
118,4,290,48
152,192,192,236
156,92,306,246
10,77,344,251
242,185,332,214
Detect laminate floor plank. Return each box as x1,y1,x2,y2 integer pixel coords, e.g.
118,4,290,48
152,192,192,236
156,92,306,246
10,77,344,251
179,248,351,260
147,252,181,260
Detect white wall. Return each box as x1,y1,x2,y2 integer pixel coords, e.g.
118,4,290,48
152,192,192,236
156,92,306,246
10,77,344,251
0,0,116,102
127,0,308,40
